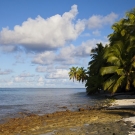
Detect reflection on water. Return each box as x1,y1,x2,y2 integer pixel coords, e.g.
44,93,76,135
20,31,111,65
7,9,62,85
0,88,104,120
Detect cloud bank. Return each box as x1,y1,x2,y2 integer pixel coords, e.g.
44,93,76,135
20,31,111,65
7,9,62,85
0,69,13,75
0,5,85,52
32,39,107,65
0,5,118,53
87,12,118,29
0,4,118,88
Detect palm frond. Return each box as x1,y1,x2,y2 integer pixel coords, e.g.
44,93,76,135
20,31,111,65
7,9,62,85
112,75,126,93
103,75,117,90
100,66,118,76
115,69,125,75
132,61,135,68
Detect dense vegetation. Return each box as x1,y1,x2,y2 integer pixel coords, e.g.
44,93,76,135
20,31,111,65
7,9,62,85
69,8,135,94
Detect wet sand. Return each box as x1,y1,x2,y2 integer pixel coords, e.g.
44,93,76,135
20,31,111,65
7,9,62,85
0,108,135,135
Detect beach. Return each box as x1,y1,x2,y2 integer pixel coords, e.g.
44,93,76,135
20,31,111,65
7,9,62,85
0,100,135,135
0,109,134,135
0,89,135,135
109,94,135,135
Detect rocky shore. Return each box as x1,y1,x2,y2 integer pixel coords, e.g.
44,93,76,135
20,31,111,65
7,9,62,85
0,107,135,135
0,95,135,135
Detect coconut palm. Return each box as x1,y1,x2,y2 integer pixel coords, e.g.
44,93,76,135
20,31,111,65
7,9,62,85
68,67,78,82
68,67,88,83
100,37,135,93
99,8,135,94
68,7,135,95
86,43,107,94
88,43,106,75
76,67,88,83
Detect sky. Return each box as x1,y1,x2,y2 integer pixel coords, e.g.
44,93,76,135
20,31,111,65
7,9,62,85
0,0,135,88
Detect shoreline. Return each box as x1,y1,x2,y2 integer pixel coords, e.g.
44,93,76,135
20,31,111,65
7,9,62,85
0,109,135,135
109,94,135,135
0,95,135,135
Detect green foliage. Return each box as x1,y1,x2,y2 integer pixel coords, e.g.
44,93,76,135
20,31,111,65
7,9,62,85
85,75,103,94
100,66,118,76
68,67,88,83
100,7,135,93
69,7,135,94
68,67,78,82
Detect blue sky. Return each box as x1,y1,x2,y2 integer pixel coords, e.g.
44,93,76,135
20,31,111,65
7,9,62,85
0,0,135,88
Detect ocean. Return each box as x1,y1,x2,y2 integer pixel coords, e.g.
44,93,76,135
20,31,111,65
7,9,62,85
0,88,104,121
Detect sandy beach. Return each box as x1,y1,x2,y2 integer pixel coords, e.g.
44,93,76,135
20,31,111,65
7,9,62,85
109,94,135,135
0,95,135,135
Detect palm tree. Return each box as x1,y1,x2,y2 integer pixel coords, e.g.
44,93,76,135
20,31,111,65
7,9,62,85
99,8,135,94
86,75,104,94
68,67,78,82
86,43,106,94
68,8,135,95
88,43,106,75
68,67,88,83
100,36,135,94
76,67,88,83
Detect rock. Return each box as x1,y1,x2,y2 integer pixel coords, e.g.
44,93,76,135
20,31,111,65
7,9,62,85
59,106,67,109
47,114,51,117
78,108,85,111
66,109,70,112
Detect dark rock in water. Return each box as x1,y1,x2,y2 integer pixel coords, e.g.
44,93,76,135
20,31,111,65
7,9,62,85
58,106,67,109
78,108,85,111
133,125,135,128
66,109,70,112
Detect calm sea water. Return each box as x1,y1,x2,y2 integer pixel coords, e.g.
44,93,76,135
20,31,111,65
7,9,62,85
0,88,104,120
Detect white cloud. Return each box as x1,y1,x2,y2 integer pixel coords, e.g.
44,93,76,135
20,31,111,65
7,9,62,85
0,5,85,52
75,39,108,57
32,51,55,65
32,44,78,65
36,65,56,72
0,45,16,52
0,5,119,88
7,81,13,86
0,5,118,53
0,78,13,86
56,44,76,61
37,76,44,86
87,12,118,29
14,76,24,82
14,72,36,82
0,72,84,88
45,69,69,79
19,72,35,77
38,76,44,82
0,69,13,75
36,66,47,72
92,30,101,36
32,38,108,65
14,53,25,64
80,33,91,37
55,65,69,69
43,78,85,88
